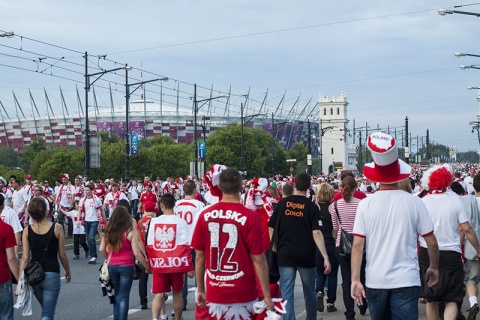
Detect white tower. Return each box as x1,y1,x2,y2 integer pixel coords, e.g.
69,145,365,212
319,92,349,174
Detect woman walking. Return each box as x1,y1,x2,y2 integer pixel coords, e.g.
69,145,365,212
99,206,150,320
18,197,71,320
330,176,367,320
315,183,340,313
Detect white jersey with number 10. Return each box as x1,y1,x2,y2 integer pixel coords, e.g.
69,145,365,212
174,199,205,244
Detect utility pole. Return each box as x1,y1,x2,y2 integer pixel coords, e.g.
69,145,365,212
426,129,430,161
84,52,90,180
405,116,409,164
307,120,312,175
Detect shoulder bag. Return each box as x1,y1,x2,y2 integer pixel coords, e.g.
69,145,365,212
25,223,55,286
266,210,281,284
100,251,112,282
334,201,354,259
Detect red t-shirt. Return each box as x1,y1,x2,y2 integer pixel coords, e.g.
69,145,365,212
93,185,107,200
0,220,16,283
140,192,158,212
191,202,264,304
332,189,366,202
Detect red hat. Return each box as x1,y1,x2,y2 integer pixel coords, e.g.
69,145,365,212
144,182,153,188
203,164,227,204
363,132,411,184
143,201,158,213
60,173,69,180
470,168,476,173
26,175,32,179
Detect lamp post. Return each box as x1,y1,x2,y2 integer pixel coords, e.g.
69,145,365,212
240,103,265,176
438,8,480,17
319,119,334,174
84,58,127,180
307,120,312,175
193,84,227,178
455,52,480,58
0,31,14,38
461,65,480,71
125,67,168,181
271,113,288,175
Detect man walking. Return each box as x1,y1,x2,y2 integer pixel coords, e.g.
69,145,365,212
79,184,105,264
0,218,19,320
351,131,439,320
268,171,331,320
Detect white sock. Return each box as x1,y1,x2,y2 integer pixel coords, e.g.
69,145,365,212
469,296,478,308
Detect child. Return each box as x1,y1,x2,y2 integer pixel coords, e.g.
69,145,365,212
61,200,89,259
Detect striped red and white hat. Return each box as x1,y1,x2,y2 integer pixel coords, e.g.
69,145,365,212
363,132,411,184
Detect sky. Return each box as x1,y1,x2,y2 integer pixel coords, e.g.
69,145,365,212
1,0,480,152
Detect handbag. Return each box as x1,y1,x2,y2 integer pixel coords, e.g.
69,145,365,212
266,209,282,284
334,201,354,259
133,262,144,280
24,223,55,286
100,252,112,282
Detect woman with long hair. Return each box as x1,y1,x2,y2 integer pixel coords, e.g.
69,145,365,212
99,206,150,320
315,183,339,313
18,197,71,320
329,176,367,320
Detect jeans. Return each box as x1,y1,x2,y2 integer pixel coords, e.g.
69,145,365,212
130,199,139,218
279,266,316,320
32,272,61,320
109,265,134,320
366,286,420,320
315,244,339,304
336,248,366,319
84,221,98,258
0,279,13,320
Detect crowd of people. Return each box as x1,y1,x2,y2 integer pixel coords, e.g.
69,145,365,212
2,131,480,319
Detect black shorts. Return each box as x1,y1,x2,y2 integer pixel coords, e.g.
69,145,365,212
419,247,463,303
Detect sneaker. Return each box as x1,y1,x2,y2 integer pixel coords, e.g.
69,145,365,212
160,315,168,320
164,294,168,301
89,257,97,264
73,255,79,260
171,311,175,319
141,304,148,310
85,250,89,258
468,303,479,320
317,291,324,312
327,303,337,312
359,302,368,316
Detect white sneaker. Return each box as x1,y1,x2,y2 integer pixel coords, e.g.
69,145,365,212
89,257,97,264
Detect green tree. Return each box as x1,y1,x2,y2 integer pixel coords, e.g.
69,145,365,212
19,137,47,171
29,147,84,182
91,140,124,180
0,147,19,168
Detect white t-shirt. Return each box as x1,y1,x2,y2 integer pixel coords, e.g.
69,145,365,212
103,192,128,211
11,188,29,214
3,188,13,208
420,192,468,253
57,184,76,207
127,185,141,201
66,209,85,234
465,176,475,195
0,206,22,233
174,199,205,244
353,190,434,289
79,196,103,221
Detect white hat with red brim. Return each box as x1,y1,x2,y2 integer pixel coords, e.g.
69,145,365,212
363,131,411,184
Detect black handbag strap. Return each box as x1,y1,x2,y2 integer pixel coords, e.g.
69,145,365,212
333,201,344,231
39,223,55,263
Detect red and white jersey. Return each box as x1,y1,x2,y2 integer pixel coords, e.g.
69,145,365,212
80,196,103,221
145,214,193,274
56,184,76,207
162,182,178,195
93,185,107,200
74,184,85,201
174,199,205,244
104,191,128,211
191,202,264,304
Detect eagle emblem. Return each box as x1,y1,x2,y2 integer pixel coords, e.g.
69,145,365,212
153,223,177,252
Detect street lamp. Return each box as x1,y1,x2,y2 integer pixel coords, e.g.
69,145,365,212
271,113,289,175
125,66,168,181
438,8,480,17
319,119,334,174
192,84,227,178
455,52,480,58
461,65,480,70
240,103,265,176
468,86,480,90
0,31,14,38
84,56,128,180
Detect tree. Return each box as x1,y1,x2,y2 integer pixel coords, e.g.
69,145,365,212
0,147,19,168
19,137,47,171
29,147,84,182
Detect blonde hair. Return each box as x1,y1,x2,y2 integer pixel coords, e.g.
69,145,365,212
316,183,335,203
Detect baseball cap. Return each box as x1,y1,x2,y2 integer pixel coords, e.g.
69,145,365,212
76,175,82,179
26,175,32,179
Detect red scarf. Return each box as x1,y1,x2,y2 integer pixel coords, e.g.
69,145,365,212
55,183,73,206
108,191,121,209
80,195,106,227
